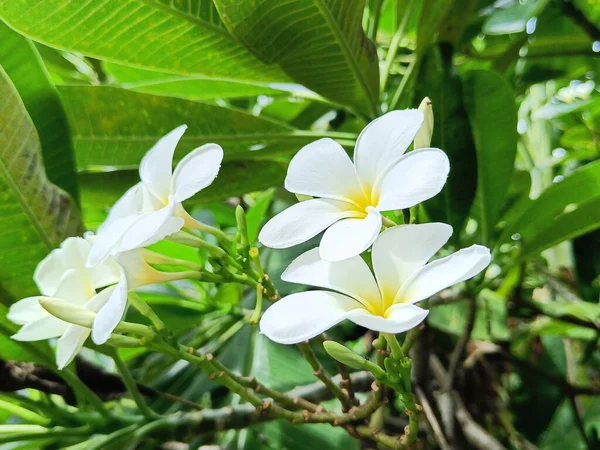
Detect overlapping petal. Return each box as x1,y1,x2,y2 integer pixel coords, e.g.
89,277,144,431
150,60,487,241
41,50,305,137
319,207,382,262
375,148,449,211
121,201,185,251
347,304,428,334
258,198,358,249
172,143,223,202
259,291,362,344
354,109,424,190
92,282,126,345
282,248,381,311
372,223,452,302
285,138,366,204
11,315,67,341
56,325,90,370
396,245,491,304
139,125,187,201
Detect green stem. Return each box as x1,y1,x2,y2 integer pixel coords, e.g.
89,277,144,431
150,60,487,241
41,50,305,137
383,333,405,360
109,348,157,420
367,0,384,41
249,283,263,325
249,247,264,278
381,0,415,93
58,369,112,422
128,293,166,332
389,55,419,110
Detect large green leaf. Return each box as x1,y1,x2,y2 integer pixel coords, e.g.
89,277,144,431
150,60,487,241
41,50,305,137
521,195,600,259
501,160,600,247
0,22,79,203
462,70,518,244
418,45,477,240
0,0,287,83
103,62,289,100
0,66,81,301
80,161,286,229
214,0,380,116
483,0,550,35
56,86,316,170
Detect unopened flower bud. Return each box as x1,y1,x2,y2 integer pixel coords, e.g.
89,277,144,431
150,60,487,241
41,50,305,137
323,340,386,378
38,298,95,328
414,97,433,149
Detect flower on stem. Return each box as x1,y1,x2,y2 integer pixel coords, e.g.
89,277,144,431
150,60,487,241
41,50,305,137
260,223,490,344
259,109,449,261
7,237,199,366
88,125,223,267
8,266,117,369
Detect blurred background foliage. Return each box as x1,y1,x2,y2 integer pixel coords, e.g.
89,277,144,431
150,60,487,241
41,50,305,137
1,0,600,449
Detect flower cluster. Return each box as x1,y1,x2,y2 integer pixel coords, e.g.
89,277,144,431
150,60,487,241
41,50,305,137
258,105,491,343
8,102,491,368
9,126,224,367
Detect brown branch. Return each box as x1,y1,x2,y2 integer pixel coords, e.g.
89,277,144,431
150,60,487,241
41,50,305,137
297,342,353,411
415,386,451,450
429,356,508,450
445,297,477,392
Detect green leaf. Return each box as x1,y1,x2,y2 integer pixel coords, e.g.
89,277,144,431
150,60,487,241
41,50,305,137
0,22,79,203
462,69,518,244
428,291,509,342
418,45,477,239
0,66,81,300
483,0,550,35
149,0,224,28
57,86,310,170
521,195,600,258
501,160,600,251
103,62,290,100
214,0,380,116
0,0,287,83
530,300,600,324
245,189,275,245
79,161,285,229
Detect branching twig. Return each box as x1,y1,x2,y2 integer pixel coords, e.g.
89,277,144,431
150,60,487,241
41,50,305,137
429,355,507,450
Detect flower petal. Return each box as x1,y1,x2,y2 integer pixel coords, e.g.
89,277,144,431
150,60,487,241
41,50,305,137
260,291,362,344
375,148,450,211
347,304,428,333
372,223,453,303
12,316,67,341
87,214,142,267
354,110,424,190
285,138,366,204
139,125,187,200
34,237,90,296
49,269,95,309
319,207,382,262
7,297,48,325
121,202,185,251
92,280,127,345
172,143,223,202
282,248,381,311
258,198,356,249
56,325,90,370
98,183,143,233
397,245,491,304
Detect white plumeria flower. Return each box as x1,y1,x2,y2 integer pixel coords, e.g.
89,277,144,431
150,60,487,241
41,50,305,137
88,125,223,267
260,223,490,344
8,237,190,367
259,110,450,262
35,236,120,296
8,268,118,369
